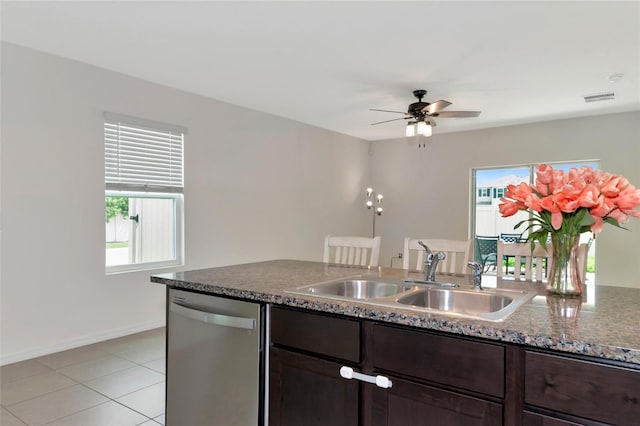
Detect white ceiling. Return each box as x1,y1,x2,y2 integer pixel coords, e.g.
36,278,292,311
2,1,639,141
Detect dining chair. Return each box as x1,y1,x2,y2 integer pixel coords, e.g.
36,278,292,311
500,233,527,274
403,238,473,274
323,235,382,267
474,235,499,272
497,240,552,282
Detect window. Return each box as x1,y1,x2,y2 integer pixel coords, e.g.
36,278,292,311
104,112,185,273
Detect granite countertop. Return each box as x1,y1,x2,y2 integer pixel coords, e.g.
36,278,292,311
152,259,640,366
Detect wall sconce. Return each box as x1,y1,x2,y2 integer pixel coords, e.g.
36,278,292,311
366,187,383,237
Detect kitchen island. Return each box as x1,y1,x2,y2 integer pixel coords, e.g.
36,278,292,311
153,259,640,425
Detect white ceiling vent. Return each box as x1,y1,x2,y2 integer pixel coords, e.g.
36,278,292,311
584,92,615,103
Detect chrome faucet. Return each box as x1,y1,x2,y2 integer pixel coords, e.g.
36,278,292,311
468,261,483,290
418,241,446,282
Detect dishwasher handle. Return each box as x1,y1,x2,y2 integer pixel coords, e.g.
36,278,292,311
170,301,257,330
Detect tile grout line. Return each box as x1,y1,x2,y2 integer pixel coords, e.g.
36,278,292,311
35,386,109,426
31,379,166,426
4,382,108,426
4,374,165,424
2,404,29,426
111,398,158,424
2,374,81,408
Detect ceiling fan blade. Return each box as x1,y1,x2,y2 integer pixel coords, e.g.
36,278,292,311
369,108,408,114
435,111,481,118
425,117,437,127
423,100,452,115
371,117,410,125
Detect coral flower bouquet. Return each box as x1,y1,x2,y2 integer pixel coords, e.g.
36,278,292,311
498,164,640,295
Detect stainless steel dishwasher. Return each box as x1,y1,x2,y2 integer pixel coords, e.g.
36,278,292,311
167,288,265,426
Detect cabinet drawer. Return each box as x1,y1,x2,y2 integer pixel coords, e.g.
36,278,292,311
270,306,360,362
525,351,640,426
372,324,505,397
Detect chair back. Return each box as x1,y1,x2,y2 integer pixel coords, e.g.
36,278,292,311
497,240,552,282
403,238,473,274
474,236,498,268
323,235,381,267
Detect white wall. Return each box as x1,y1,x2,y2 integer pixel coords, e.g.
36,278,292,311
370,111,640,287
0,43,370,364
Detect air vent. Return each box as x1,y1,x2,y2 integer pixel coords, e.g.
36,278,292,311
584,92,615,103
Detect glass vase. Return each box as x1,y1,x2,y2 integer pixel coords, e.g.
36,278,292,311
546,233,583,297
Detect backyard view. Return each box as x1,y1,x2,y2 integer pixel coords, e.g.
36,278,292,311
105,196,130,266
105,195,179,268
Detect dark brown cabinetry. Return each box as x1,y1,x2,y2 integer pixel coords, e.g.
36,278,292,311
269,347,359,426
269,305,640,426
269,306,362,426
369,324,503,426
269,304,361,362
270,307,503,426
371,324,505,397
369,376,502,426
524,351,640,426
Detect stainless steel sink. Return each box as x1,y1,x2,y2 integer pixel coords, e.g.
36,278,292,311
286,277,535,322
394,287,533,321
290,279,416,300
397,288,513,314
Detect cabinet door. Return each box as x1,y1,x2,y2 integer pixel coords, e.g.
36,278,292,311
269,347,359,426
369,375,502,426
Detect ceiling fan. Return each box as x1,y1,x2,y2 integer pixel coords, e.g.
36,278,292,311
370,89,481,137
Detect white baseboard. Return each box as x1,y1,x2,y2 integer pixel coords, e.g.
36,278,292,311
1,319,166,366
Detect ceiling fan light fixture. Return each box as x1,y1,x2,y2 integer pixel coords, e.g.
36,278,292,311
406,124,416,137
417,121,432,137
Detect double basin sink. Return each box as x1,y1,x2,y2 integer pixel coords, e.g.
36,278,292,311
287,278,535,322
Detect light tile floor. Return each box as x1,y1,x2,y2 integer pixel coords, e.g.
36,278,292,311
1,328,166,426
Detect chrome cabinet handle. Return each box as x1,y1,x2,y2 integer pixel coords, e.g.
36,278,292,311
339,366,392,389
170,302,256,330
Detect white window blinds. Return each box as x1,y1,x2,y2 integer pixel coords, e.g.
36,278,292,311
104,112,185,193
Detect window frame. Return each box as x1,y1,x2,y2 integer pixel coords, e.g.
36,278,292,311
104,112,185,274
